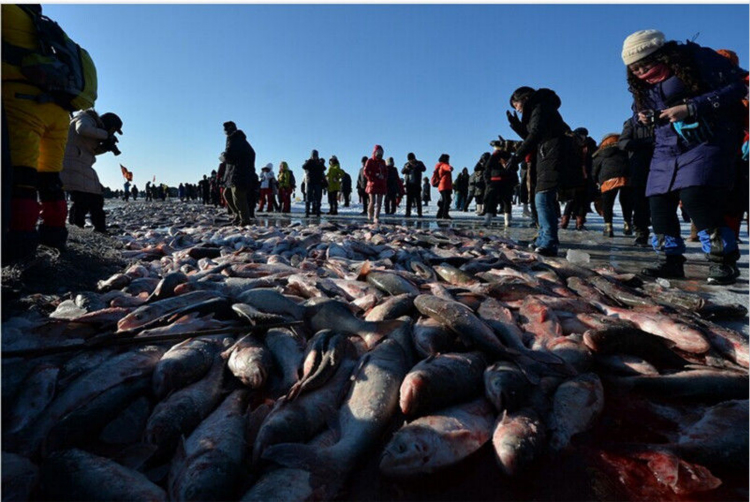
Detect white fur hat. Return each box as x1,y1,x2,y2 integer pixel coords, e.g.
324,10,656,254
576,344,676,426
622,29,665,65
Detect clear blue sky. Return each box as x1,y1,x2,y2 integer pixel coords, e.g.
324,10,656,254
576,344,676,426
42,4,748,191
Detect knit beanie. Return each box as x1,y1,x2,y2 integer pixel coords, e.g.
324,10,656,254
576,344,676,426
621,29,665,65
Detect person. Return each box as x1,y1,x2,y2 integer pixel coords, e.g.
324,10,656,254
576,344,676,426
326,156,344,215
592,133,634,237
209,170,221,207
3,5,81,260
432,154,454,219
422,176,431,207
200,175,210,205
618,115,655,246
560,128,591,231
402,152,426,217
357,156,369,215
482,141,516,226
60,110,122,234
622,29,747,284
258,163,275,212
131,184,138,201
468,152,489,214
302,150,325,217
277,162,293,213
177,183,185,202
122,180,130,201
364,145,387,224
341,171,352,207
220,121,255,225
454,167,470,211
385,157,400,215
505,86,573,257
145,181,153,202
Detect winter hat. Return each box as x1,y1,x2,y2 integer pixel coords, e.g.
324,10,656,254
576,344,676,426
262,163,273,171
598,133,620,151
621,29,665,65
373,145,384,157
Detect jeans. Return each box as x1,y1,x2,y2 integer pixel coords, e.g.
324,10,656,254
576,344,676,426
306,185,322,215
535,189,559,251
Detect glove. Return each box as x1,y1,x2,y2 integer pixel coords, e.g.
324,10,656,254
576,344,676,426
506,110,523,134
742,140,748,161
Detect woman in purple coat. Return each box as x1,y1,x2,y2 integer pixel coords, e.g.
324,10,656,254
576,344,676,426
622,29,747,285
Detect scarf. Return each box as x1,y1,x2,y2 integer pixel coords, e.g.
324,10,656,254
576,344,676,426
638,63,672,84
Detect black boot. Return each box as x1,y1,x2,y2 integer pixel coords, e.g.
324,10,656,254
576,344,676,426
633,229,649,247
2,230,39,264
707,250,740,285
642,254,686,279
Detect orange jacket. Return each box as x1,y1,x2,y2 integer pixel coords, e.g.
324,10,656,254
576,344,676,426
434,162,453,191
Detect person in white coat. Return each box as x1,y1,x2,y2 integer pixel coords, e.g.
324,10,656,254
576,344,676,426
258,163,276,212
60,109,122,233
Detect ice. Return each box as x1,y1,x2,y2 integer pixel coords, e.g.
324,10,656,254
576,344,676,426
566,249,590,264
656,278,671,289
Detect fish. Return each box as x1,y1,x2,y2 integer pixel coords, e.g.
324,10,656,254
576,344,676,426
366,270,420,296
224,334,274,390
364,293,415,321
549,373,604,451
492,408,546,476
484,361,534,413
288,330,350,400
414,295,511,358
235,289,307,320
39,448,167,501
434,263,478,286
153,336,230,398
168,390,251,502
583,326,689,370
308,300,406,349
262,337,411,499
4,363,59,435
400,351,486,417
607,368,749,402
380,398,495,477
143,354,226,454
2,451,39,502
264,327,306,395
117,290,219,332
411,316,460,358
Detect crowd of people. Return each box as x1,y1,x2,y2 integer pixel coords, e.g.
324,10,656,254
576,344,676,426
2,4,747,286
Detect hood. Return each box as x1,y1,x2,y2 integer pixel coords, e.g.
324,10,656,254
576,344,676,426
525,88,561,113
372,144,383,159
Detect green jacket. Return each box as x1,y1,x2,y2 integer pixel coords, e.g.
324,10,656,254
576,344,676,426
278,168,293,189
326,163,344,192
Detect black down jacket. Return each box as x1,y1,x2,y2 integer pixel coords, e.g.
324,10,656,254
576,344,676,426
222,130,256,188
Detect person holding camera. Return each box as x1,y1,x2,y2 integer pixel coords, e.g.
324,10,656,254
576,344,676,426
504,86,572,257
623,29,747,284
60,110,123,234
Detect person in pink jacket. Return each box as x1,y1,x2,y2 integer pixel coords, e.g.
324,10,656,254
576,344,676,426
364,144,387,223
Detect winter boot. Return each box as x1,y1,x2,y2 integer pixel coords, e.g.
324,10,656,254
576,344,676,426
633,229,650,247
623,221,633,236
484,213,492,226
603,223,614,237
706,239,740,285
575,216,586,231
504,213,511,227
38,225,68,252
522,204,530,216
642,254,686,279
560,214,570,229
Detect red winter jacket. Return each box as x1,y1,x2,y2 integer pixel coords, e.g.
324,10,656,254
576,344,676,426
434,162,453,191
364,145,388,195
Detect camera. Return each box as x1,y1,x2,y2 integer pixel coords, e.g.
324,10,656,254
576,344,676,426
642,109,664,126
99,135,121,156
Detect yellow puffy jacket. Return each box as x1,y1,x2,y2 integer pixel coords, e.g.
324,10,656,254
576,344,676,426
326,163,344,192
2,5,39,83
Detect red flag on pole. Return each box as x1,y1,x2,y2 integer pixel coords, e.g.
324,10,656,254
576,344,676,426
120,165,133,182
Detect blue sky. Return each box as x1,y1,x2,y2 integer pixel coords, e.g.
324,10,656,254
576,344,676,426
42,4,748,191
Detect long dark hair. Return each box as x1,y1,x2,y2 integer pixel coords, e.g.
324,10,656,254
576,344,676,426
627,41,708,111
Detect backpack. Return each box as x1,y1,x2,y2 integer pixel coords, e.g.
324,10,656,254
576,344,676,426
3,6,97,111
430,167,440,187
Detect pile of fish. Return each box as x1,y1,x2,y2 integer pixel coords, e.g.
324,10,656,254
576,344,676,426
2,207,749,501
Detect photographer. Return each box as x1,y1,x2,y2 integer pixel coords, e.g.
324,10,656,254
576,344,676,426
60,110,123,234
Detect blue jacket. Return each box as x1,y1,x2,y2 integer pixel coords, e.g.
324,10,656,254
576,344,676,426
632,42,747,197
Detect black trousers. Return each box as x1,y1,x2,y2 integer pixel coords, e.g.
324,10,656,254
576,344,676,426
328,190,338,214
385,192,398,214
631,184,651,233
650,186,725,238
437,190,452,218
483,181,514,216
343,191,351,207
69,191,106,231
600,187,634,225
563,187,588,219
405,185,422,216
